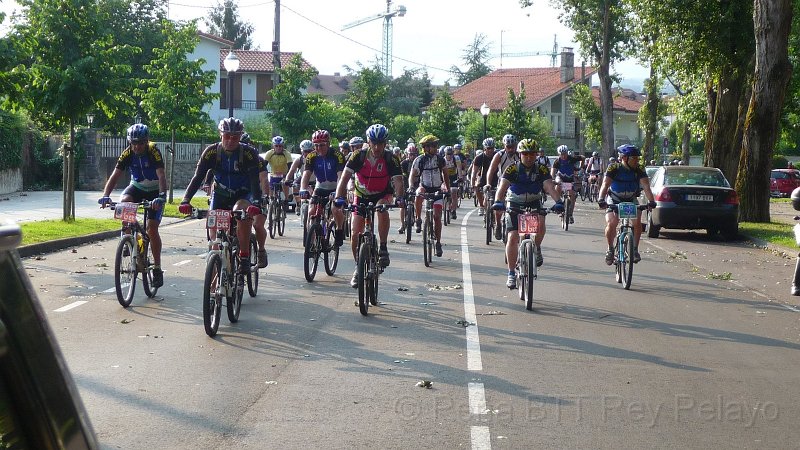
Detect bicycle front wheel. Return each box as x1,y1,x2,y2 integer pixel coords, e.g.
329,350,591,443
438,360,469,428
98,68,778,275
357,242,370,316
277,202,286,236
203,254,223,337
304,223,321,282
114,235,137,308
423,217,432,267
485,210,493,245
141,240,158,298
562,197,571,231
268,203,277,239
524,241,536,310
247,234,258,297
405,204,414,244
300,202,309,243
324,222,339,276
227,268,243,323
621,231,634,290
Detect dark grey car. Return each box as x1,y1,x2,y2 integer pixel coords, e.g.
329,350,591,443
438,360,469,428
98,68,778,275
647,166,739,239
0,222,98,449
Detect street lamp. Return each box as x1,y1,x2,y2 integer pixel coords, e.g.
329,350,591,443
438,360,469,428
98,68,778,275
223,50,240,118
86,113,94,128
480,102,490,141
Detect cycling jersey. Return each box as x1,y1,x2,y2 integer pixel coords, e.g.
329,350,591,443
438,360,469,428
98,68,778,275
305,149,345,191
495,150,520,182
185,143,262,201
473,151,495,185
444,155,461,180
115,142,164,191
605,163,646,202
503,162,551,204
345,149,402,197
535,155,550,167
585,156,604,173
412,153,446,189
263,149,290,175
552,156,582,177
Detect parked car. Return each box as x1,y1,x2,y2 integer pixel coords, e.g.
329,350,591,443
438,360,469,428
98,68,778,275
647,166,739,240
0,221,98,448
770,169,800,197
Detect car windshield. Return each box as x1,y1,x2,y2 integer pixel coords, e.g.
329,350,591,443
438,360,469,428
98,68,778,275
772,171,790,179
665,170,729,187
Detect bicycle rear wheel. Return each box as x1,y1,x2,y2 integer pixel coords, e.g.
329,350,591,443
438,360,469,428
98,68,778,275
277,202,286,236
114,235,137,308
304,223,321,282
485,210,493,245
203,254,223,337
621,231,634,290
324,222,339,276
369,251,379,306
141,240,158,298
247,234,258,297
443,198,450,226
405,203,413,244
423,217,432,267
357,242,370,316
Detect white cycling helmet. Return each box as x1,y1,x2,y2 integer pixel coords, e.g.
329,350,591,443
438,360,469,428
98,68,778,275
557,145,569,154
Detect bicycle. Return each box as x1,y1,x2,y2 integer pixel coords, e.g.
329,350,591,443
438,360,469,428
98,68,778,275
484,186,496,245
350,202,395,316
108,201,159,307
608,202,649,290
579,178,589,202
559,181,574,231
299,198,310,244
404,191,416,244
419,191,443,267
442,192,451,226
266,181,286,239
508,205,549,311
587,174,601,203
202,208,258,337
303,193,340,282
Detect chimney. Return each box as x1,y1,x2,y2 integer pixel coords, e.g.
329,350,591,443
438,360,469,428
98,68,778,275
333,72,340,77
560,47,574,83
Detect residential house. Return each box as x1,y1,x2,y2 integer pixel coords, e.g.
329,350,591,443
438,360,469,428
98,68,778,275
306,72,354,103
592,86,646,147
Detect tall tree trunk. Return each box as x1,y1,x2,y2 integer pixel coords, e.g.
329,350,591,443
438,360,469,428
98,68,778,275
736,0,793,222
681,122,691,164
642,67,660,164
704,67,747,183
597,0,615,159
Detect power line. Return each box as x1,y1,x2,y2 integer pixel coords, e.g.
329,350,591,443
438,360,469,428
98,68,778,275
169,0,274,9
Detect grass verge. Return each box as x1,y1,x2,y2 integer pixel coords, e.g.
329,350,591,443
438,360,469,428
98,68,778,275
19,197,209,245
739,221,795,249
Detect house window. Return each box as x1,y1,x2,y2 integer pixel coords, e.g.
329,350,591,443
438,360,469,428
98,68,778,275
551,114,562,134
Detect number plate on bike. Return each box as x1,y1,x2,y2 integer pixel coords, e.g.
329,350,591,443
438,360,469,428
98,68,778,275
518,213,540,234
794,223,800,246
561,182,573,192
113,202,138,222
618,202,638,219
206,209,232,233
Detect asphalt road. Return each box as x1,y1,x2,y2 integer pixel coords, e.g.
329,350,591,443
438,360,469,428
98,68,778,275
20,198,800,449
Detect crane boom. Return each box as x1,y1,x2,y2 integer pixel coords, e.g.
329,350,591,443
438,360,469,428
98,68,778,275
339,1,406,77
341,12,387,31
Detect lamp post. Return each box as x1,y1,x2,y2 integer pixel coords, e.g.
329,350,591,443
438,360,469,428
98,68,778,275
86,113,94,128
480,102,490,141
223,50,240,118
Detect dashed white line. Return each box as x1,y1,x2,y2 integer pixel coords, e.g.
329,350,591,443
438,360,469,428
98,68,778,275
468,382,488,414
54,301,87,312
102,283,127,294
470,426,491,450
173,259,192,266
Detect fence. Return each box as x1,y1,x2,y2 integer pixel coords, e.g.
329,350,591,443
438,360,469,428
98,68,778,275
100,136,205,162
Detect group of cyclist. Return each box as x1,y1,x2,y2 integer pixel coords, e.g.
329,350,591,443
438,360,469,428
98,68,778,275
98,116,655,300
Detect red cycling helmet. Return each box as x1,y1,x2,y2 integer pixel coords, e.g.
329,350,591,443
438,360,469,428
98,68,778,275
312,129,330,144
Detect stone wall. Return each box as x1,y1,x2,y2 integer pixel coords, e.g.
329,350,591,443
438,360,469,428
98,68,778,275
0,168,22,194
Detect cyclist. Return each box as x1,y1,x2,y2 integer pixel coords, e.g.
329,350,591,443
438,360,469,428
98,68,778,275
409,134,450,257
443,146,463,220
583,151,604,198
471,137,496,216
492,139,563,289
335,124,404,288
178,117,264,271
397,143,419,234
300,130,346,246
286,139,315,215
245,133,269,266
551,145,585,223
339,140,351,160
263,136,292,212
349,136,364,153
453,143,469,178
98,123,167,288
486,134,520,240
597,144,656,265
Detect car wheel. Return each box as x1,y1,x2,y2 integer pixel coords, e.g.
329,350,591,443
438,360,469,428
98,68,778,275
646,213,660,238
706,226,720,236
721,222,739,241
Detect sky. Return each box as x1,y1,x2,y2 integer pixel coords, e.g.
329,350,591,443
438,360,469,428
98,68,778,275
0,0,650,88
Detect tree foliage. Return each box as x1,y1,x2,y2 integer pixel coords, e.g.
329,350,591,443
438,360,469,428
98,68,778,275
389,114,419,147
450,33,493,86
418,86,461,145
384,68,433,116
501,85,533,139
205,0,255,50
266,54,318,145
570,83,602,149
137,20,218,136
341,66,390,138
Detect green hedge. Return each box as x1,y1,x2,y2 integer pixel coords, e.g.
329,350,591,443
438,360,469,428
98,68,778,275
0,110,25,171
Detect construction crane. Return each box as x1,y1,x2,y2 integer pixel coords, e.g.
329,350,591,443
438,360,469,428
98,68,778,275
499,34,559,67
341,0,407,77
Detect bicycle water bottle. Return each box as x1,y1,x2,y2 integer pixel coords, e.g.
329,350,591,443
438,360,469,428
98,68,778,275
137,234,144,255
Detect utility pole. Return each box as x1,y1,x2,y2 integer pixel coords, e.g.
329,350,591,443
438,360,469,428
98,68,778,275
272,0,281,88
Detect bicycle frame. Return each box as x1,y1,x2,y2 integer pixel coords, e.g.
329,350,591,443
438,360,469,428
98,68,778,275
609,202,647,290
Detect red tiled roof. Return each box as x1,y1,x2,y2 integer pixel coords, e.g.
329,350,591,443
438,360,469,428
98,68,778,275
452,66,597,111
218,50,315,73
198,31,234,47
591,86,645,113
307,74,354,98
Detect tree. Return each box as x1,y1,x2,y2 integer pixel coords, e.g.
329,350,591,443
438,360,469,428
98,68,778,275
206,0,255,50
570,84,602,149
526,0,632,158
266,54,318,145
384,68,433,116
340,66,390,138
450,33,493,86
735,0,793,222
501,84,533,138
137,20,219,202
12,0,134,220
390,114,419,147
777,0,800,154
637,71,667,163
418,85,461,145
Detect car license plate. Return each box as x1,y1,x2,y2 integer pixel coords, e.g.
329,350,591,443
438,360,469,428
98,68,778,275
687,194,713,201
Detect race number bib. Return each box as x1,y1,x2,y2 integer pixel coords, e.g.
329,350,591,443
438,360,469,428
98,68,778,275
518,213,541,235
113,202,138,223
206,209,232,235
561,182,573,192
617,202,638,219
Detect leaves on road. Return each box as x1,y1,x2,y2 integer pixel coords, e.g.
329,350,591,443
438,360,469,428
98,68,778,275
426,283,462,291
415,380,432,388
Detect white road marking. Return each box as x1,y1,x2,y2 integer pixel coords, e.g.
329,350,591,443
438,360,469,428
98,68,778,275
173,259,192,266
470,426,491,450
54,301,87,312
102,283,127,294
468,382,488,414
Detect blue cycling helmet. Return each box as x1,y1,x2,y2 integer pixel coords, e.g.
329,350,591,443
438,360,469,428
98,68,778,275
502,134,517,147
453,143,463,151
617,144,641,157
272,135,285,146
218,117,244,134
349,136,364,147
127,123,149,143
366,123,389,143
